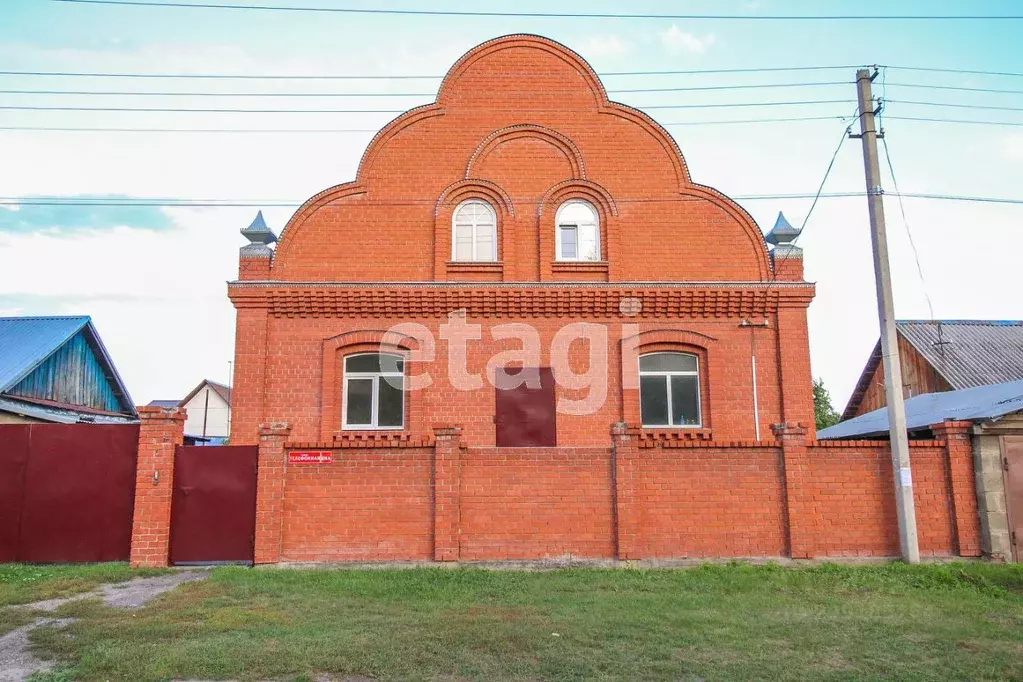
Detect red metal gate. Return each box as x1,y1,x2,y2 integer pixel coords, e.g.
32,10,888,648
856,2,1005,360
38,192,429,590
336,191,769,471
169,445,258,565
0,424,139,563
494,367,557,447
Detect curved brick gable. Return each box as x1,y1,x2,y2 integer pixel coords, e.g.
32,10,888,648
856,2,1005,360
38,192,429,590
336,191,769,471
270,35,770,282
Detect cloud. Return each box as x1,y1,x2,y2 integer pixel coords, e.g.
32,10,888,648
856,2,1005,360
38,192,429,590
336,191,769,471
1004,133,1023,161
0,195,173,235
582,34,629,57
660,25,717,54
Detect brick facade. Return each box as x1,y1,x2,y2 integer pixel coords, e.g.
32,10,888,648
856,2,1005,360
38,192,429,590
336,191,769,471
220,35,982,564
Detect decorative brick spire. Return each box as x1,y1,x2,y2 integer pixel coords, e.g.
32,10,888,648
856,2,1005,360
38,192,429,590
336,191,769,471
238,211,277,280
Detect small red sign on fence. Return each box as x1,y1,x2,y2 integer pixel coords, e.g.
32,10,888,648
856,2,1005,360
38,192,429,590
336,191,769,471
288,451,333,465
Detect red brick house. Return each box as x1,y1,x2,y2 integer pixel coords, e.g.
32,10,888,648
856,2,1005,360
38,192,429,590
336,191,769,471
199,35,982,565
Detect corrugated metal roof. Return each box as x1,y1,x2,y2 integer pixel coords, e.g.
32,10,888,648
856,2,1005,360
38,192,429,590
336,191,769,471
818,378,1023,439
0,315,136,418
897,320,1023,390
0,315,90,392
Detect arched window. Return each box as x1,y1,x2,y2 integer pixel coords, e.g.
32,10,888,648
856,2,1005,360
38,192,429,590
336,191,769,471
639,352,701,427
452,200,497,262
342,352,405,429
556,200,600,261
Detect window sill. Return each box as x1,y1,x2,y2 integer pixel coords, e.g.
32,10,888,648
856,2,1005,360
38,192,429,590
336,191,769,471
636,427,713,441
446,261,503,273
551,260,609,273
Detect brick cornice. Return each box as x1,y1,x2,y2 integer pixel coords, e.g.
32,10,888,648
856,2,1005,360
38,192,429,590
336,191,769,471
228,281,814,317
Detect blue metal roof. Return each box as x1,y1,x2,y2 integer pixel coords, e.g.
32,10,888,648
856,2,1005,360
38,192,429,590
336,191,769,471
819,378,1023,440
0,315,90,392
0,315,136,417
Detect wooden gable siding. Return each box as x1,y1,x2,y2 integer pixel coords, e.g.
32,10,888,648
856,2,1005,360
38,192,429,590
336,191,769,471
853,333,952,417
6,330,126,414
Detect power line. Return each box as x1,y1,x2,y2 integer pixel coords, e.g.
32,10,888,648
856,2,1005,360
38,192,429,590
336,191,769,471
885,115,1023,127
889,99,1023,112
6,192,1018,208
886,82,1023,95
889,65,1023,78
0,117,852,133
0,99,854,114
0,81,852,97
880,131,935,320
0,65,862,80
50,0,1023,20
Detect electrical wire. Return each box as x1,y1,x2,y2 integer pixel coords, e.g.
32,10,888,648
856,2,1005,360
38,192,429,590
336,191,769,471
885,115,1023,127
0,99,854,113
0,81,852,97
889,99,1023,112
0,116,854,133
50,0,1023,20
0,65,862,79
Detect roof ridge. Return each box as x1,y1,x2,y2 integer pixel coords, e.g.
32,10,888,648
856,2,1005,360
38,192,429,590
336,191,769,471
897,319,1023,325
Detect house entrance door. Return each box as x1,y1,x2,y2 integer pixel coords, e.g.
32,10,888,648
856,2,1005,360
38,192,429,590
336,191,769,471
494,367,557,447
1004,436,1023,562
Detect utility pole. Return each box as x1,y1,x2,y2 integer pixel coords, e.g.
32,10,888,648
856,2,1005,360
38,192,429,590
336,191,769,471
852,68,920,564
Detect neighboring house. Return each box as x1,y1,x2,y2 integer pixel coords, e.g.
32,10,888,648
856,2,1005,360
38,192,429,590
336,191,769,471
819,380,1023,562
228,34,817,448
147,379,231,444
0,315,136,424
842,320,1023,420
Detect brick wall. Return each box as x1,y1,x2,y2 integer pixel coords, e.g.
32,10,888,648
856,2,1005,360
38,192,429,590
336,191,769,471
129,406,185,568
459,447,615,560
245,421,982,564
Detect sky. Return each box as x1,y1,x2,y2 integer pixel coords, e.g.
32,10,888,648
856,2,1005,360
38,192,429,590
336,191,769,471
1,0,1021,408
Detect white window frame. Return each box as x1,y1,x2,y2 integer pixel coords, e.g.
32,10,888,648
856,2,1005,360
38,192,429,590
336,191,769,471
451,200,497,262
638,352,702,428
341,352,405,431
555,200,600,262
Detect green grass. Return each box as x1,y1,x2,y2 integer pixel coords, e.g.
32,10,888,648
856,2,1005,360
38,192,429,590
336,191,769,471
18,562,1023,681
0,563,169,608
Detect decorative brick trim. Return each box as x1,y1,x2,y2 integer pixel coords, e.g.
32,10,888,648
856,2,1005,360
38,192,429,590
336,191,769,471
467,124,585,179
229,284,812,318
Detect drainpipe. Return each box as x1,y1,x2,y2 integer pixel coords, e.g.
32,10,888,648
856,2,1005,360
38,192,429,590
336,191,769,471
740,319,771,440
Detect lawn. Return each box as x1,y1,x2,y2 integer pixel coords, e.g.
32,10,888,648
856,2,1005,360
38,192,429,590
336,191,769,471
7,562,1023,681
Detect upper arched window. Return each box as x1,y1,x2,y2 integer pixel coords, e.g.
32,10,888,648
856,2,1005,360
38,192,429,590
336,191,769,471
556,200,600,261
452,200,497,262
639,352,701,428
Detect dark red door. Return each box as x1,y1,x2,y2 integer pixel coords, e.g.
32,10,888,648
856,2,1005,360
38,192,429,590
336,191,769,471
169,445,258,565
495,367,556,447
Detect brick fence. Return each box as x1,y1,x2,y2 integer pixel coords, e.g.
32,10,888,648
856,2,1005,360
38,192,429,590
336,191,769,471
129,414,981,565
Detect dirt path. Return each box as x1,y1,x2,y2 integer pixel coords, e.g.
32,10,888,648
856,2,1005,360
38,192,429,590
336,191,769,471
0,570,208,681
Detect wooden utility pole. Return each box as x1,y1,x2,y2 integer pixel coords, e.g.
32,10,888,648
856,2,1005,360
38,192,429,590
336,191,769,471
853,68,920,563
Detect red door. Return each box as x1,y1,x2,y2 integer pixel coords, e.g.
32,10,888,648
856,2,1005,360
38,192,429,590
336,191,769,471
169,445,258,565
495,367,556,447
1005,436,1023,562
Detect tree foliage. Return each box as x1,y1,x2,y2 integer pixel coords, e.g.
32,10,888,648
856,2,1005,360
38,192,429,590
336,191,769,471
814,377,841,430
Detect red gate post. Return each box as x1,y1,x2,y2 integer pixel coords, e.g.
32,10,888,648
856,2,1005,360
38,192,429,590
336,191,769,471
433,426,462,561
254,422,291,565
932,420,982,557
130,407,186,567
774,422,814,559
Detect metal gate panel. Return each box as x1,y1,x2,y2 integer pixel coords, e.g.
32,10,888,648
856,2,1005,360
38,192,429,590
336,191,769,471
16,424,139,563
494,367,557,447
169,445,258,565
1005,436,1023,562
0,426,31,562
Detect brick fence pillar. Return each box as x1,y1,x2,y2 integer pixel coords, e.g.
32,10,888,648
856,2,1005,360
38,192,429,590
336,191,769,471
774,422,814,559
130,406,186,568
254,422,291,565
433,426,462,561
611,423,640,560
932,420,982,557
